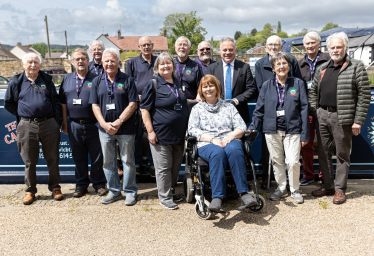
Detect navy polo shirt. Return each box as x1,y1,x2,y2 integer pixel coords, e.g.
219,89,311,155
125,54,157,95
88,61,104,76
89,70,138,135
194,58,216,76
174,57,202,100
140,75,188,145
59,71,97,120
17,74,53,118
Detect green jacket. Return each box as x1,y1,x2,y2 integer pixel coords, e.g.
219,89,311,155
308,55,371,125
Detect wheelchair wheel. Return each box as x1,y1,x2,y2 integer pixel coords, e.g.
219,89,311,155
195,201,212,220
184,175,194,203
248,195,266,213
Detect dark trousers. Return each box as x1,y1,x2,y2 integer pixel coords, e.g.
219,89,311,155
317,108,352,192
135,114,153,166
17,118,61,194
67,119,106,189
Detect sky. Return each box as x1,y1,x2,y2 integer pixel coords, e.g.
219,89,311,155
0,0,373,46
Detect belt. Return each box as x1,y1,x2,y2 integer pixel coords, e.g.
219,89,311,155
320,106,337,112
70,118,96,124
20,116,53,122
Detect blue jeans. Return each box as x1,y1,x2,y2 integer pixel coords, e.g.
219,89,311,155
198,140,248,198
98,130,137,197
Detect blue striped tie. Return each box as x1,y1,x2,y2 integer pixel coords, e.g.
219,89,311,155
225,63,232,99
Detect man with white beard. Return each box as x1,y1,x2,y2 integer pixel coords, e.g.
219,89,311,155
174,36,202,102
194,41,216,76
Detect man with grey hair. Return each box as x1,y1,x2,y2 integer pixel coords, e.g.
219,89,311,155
89,40,105,76
5,52,63,205
125,36,157,176
89,48,139,205
174,36,202,101
207,37,257,123
254,35,302,190
59,48,107,198
309,32,371,204
195,41,216,76
298,31,330,186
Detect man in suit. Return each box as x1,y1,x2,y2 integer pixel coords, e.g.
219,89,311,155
207,37,257,123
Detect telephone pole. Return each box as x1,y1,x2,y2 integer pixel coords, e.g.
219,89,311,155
65,31,68,58
44,15,51,58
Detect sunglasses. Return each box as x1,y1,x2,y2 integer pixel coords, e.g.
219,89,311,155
31,82,41,94
199,48,211,52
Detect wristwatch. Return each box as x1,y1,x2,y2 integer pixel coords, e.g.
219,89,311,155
119,118,124,123
210,137,214,143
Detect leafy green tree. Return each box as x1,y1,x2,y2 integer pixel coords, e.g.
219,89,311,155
236,34,256,50
277,31,288,38
213,40,220,48
250,28,257,36
321,22,341,32
234,31,242,40
32,42,47,58
291,28,310,37
160,11,207,54
277,21,281,34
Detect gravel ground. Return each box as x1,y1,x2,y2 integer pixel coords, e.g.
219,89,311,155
0,180,374,255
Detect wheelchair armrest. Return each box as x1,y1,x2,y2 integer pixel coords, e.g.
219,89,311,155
185,136,197,143
244,130,259,142
185,136,198,160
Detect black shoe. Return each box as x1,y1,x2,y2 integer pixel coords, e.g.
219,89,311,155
173,194,183,203
73,188,88,198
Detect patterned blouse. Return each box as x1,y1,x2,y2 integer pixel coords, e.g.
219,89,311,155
188,98,247,148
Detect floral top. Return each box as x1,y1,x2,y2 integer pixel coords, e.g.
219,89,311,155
188,98,247,148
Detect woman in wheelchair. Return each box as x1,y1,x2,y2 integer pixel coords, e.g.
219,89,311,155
247,52,309,204
188,75,257,212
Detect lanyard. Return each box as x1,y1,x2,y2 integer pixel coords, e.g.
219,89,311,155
75,73,85,98
104,73,117,103
275,77,285,108
94,65,102,75
166,84,179,103
176,63,186,83
196,58,207,72
306,52,320,79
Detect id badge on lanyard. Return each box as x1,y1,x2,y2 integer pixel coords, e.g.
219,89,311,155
106,103,115,110
277,110,285,116
73,98,82,105
307,81,312,89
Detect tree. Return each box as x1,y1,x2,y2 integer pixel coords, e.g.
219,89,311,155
234,31,242,40
159,11,207,54
321,22,341,32
250,28,257,36
32,42,47,58
277,21,281,34
236,35,256,50
277,31,288,38
291,28,310,37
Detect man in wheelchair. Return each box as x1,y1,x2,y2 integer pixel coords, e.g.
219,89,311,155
187,75,258,213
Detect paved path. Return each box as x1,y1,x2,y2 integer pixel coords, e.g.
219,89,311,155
1,180,374,255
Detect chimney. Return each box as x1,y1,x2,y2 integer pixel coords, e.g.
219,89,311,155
118,30,121,40
104,33,108,36
163,29,167,38
17,42,22,47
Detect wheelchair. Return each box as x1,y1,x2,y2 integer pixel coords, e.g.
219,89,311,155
183,130,266,220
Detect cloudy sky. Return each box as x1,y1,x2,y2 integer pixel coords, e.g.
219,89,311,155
0,0,373,46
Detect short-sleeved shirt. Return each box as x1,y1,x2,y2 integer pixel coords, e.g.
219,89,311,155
194,58,216,76
89,70,138,135
17,74,53,118
140,75,188,145
125,54,157,95
174,57,202,100
88,61,104,76
59,71,97,120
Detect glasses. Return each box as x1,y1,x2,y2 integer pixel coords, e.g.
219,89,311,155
275,62,288,67
177,43,189,48
31,82,41,94
74,57,87,62
267,44,281,48
140,43,151,48
91,48,103,52
199,48,211,52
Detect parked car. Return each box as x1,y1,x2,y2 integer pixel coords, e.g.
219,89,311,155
0,75,9,86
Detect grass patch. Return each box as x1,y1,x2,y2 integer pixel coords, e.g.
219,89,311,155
318,199,328,209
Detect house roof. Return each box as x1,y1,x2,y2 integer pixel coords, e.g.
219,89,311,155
348,34,374,48
0,47,19,59
106,36,168,51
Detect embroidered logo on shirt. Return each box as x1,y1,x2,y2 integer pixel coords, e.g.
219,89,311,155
185,69,192,76
40,84,47,90
117,83,124,90
289,88,297,96
87,82,92,88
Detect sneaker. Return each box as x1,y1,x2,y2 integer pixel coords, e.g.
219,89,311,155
173,194,183,203
101,193,123,204
299,177,314,186
125,195,137,206
241,193,257,208
269,188,288,201
291,190,304,204
159,201,178,210
208,198,222,212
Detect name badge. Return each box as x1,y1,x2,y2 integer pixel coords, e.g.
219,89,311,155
73,98,82,105
174,103,182,111
182,86,185,92
277,110,285,117
106,103,116,110
307,81,312,89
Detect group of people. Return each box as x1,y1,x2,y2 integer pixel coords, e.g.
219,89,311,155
4,31,370,210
